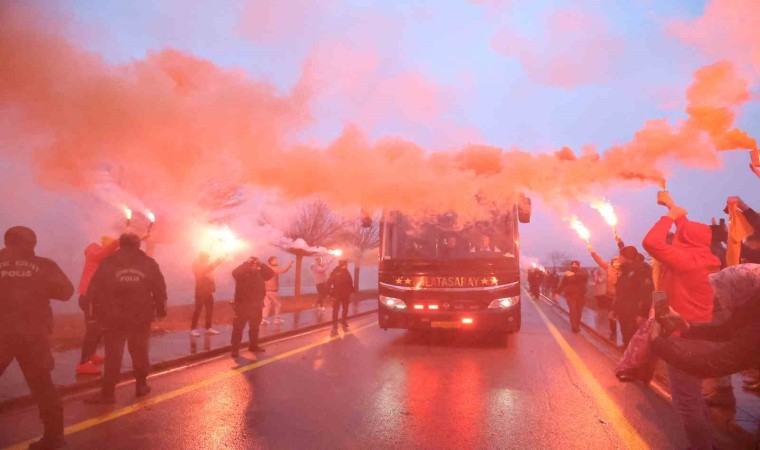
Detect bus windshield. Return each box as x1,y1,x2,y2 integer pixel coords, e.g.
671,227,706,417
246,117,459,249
380,210,516,261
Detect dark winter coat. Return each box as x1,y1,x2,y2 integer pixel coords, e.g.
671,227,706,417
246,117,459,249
0,247,74,336
328,266,354,298
615,262,654,319
232,261,274,306
527,269,544,289
89,247,167,329
652,303,760,379
193,257,220,297
558,268,588,299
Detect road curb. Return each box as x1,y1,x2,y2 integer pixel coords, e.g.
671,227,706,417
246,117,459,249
0,307,378,413
534,292,758,447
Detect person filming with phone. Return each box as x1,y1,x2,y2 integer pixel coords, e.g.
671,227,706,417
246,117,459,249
642,190,722,450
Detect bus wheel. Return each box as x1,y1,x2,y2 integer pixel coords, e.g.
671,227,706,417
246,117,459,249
509,315,521,333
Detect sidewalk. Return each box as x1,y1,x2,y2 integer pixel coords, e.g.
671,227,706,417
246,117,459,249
0,298,377,407
539,292,760,445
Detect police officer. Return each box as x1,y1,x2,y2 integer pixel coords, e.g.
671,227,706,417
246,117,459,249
0,226,74,449
85,233,167,404
231,256,274,356
328,260,354,330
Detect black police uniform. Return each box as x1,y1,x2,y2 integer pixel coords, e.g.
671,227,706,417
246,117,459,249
88,245,167,397
328,265,354,327
0,227,74,448
231,260,274,353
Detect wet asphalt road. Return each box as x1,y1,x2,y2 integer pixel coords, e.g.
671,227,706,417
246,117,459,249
0,295,742,450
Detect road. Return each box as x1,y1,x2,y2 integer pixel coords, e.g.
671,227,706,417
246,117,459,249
0,295,741,449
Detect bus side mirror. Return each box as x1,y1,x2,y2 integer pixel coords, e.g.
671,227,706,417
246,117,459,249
518,197,532,224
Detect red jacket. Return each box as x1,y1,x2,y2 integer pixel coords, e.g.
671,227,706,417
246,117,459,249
643,216,720,323
78,240,120,296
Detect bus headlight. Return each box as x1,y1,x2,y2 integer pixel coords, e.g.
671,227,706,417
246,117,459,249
380,295,407,310
488,296,520,309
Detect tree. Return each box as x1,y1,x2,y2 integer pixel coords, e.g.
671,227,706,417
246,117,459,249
283,199,348,297
547,251,572,271
351,218,380,292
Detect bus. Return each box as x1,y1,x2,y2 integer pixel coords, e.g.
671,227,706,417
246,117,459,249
377,200,531,334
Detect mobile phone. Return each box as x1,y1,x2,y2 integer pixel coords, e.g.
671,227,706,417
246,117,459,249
653,291,669,318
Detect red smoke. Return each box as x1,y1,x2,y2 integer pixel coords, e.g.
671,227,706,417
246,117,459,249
669,0,760,77
491,8,625,88
0,2,757,222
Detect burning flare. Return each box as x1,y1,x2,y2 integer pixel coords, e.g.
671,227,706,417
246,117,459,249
145,210,156,234
328,249,344,257
199,225,246,261
124,207,133,220
590,199,618,229
567,216,591,244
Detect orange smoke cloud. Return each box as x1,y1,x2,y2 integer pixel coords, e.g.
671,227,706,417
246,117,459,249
491,8,625,88
685,61,758,151
0,2,757,221
669,0,760,76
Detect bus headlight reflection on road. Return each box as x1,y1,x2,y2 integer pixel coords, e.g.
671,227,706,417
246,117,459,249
488,296,520,309
380,295,407,310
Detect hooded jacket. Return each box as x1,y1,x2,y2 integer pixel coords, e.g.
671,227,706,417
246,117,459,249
78,240,120,296
643,216,721,323
0,246,74,335
89,247,167,329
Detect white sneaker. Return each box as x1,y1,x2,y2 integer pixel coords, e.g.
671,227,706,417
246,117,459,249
205,328,220,335
190,329,201,337
274,318,285,324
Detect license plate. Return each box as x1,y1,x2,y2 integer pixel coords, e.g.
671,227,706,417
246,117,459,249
431,321,461,329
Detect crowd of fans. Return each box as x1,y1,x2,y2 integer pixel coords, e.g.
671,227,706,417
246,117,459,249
538,193,760,450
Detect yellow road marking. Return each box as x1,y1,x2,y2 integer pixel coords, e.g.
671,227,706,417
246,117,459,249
4,321,377,450
528,296,649,450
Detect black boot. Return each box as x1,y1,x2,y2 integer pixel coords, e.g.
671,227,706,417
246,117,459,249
84,385,116,404
135,378,151,398
31,405,65,449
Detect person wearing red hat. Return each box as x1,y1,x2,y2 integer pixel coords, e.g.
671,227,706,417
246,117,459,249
643,192,721,450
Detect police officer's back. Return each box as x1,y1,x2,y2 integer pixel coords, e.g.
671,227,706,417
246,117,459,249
0,226,74,449
328,260,354,329
85,233,167,404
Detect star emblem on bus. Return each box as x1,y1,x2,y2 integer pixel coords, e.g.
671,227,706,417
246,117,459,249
395,277,403,285
480,278,489,286
404,278,412,285
491,277,499,286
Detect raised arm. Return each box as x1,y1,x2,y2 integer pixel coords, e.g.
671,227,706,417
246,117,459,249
643,214,697,271
652,334,758,379
589,248,610,270
273,260,294,274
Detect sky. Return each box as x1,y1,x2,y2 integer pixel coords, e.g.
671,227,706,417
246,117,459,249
1,0,759,307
